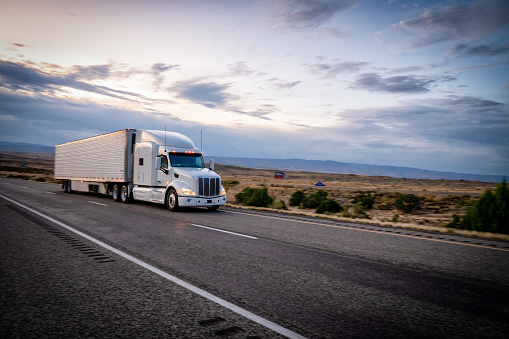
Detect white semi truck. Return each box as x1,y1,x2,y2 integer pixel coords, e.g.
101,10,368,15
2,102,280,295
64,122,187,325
54,129,226,211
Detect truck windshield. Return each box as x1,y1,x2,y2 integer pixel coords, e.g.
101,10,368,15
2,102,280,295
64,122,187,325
169,153,205,168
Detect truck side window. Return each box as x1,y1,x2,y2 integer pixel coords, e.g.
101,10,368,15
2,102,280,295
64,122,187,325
139,158,144,166
161,156,168,169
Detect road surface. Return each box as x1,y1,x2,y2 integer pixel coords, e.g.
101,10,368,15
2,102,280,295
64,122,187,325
1,178,508,338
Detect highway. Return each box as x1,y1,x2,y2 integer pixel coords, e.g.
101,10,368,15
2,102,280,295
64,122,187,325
1,177,508,338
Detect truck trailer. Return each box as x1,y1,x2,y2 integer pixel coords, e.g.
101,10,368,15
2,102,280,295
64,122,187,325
54,129,226,211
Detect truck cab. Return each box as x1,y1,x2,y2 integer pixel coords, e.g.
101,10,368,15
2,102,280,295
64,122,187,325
131,130,226,211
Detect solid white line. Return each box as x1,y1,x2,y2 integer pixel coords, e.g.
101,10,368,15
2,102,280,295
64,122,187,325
224,210,509,252
0,194,305,339
88,201,109,207
191,224,258,239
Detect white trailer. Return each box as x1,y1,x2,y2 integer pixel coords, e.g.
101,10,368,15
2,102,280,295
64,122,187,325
54,129,226,211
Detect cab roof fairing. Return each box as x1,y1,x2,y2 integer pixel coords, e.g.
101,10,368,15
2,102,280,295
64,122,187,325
137,130,202,154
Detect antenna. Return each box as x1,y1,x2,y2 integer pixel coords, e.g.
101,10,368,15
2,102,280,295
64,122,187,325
164,126,167,147
201,130,203,151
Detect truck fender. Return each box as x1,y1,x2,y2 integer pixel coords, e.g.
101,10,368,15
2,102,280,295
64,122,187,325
164,180,194,197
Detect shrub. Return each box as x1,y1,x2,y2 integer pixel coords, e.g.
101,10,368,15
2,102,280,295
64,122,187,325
352,193,375,210
446,214,461,228
222,180,240,189
289,190,306,206
395,194,419,213
235,186,273,207
316,199,342,214
302,191,328,209
460,178,509,234
273,200,288,210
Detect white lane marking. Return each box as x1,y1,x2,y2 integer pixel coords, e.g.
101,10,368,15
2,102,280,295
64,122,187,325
20,186,29,189
88,201,109,207
47,192,56,195
0,194,305,339
224,210,509,252
191,224,258,239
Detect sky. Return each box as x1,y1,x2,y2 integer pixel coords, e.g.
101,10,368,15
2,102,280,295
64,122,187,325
0,0,508,176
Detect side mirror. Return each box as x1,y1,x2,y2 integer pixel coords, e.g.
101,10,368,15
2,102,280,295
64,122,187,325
156,156,168,174
209,159,215,171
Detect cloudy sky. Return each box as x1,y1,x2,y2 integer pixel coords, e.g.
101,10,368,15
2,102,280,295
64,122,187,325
0,0,508,175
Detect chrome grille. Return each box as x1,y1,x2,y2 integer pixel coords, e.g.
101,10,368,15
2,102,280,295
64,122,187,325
198,177,220,197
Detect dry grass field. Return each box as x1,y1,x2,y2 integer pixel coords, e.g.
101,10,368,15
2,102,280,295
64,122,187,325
0,151,55,183
1,151,504,239
213,164,506,239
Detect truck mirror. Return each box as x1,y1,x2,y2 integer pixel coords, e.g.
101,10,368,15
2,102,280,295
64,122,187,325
209,159,214,171
156,156,162,169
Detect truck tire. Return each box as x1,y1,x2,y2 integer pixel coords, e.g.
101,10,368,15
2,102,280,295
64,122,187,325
120,184,130,203
64,180,73,193
166,189,179,211
112,184,121,202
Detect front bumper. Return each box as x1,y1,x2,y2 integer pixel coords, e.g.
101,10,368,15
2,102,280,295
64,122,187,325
178,195,227,207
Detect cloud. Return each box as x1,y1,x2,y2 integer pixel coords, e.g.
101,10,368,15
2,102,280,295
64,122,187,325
272,80,301,89
0,90,187,146
332,95,509,173
448,43,509,58
352,73,455,94
12,43,28,48
70,64,111,81
0,59,142,100
151,62,179,87
310,61,369,78
275,0,354,29
383,0,509,48
226,61,254,77
170,81,237,108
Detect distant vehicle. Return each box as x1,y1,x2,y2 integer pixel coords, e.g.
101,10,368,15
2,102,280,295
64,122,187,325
54,129,226,211
274,171,285,179
314,182,326,186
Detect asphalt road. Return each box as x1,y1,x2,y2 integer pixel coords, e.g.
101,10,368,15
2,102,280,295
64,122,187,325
1,178,508,338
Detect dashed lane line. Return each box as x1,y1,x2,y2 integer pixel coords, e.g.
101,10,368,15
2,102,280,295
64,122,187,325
88,201,109,207
191,224,258,239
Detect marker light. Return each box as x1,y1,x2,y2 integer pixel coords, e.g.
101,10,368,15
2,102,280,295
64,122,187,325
181,188,196,196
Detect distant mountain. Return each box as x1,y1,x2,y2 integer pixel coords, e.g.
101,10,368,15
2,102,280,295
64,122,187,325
0,141,502,182
205,156,505,183
0,141,54,154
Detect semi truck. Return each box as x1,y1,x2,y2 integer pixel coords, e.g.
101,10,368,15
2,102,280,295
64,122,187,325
54,129,226,211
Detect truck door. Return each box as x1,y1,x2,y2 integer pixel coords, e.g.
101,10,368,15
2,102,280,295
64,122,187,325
157,154,170,186
133,142,158,186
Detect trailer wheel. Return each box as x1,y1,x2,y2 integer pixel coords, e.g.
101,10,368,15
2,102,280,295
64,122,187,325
120,184,130,203
112,184,121,202
64,180,73,193
166,189,179,211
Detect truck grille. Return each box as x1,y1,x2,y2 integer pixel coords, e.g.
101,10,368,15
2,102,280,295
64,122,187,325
198,177,220,197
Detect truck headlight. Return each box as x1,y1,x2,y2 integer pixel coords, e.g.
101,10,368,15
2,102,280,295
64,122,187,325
182,188,196,195
221,187,226,195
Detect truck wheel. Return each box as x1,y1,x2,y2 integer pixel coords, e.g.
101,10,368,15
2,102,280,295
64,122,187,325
112,184,121,202
64,180,73,193
120,184,130,203
166,189,179,211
